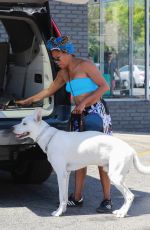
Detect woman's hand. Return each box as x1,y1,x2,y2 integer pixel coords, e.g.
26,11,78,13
16,98,33,106
72,102,86,114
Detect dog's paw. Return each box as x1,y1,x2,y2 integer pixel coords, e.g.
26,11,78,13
113,209,126,218
51,206,66,217
112,210,118,215
51,210,62,217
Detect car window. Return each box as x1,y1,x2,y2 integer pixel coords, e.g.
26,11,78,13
137,65,145,71
119,65,137,72
119,66,129,72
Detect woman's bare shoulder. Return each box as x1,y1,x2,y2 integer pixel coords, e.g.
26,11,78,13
74,57,93,68
77,57,93,64
79,58,97,70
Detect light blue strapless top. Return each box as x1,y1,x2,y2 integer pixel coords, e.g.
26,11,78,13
66,77,98,96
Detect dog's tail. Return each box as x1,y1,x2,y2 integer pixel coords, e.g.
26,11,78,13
133,152,150,174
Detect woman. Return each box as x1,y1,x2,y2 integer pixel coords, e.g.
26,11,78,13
17,36,112,213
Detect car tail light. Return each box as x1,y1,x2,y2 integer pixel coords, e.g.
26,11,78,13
51,18,62,37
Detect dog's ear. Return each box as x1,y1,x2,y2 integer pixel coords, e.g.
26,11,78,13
33,108,42,123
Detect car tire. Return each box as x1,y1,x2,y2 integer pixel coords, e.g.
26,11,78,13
12,146,53,184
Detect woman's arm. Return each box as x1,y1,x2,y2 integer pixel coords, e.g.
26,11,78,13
73,61,110,113
16,70,66,105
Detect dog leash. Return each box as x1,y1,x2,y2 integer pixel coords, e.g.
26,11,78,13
68,75,84,132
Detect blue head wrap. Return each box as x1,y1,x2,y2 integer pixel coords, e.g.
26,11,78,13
46,36,75,55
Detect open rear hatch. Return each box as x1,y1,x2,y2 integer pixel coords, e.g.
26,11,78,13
0,0,48,4
0,0,54,118
54,0,89,4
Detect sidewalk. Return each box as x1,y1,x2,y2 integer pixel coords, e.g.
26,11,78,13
114,132,150,155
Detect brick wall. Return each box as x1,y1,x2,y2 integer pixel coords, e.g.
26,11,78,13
49,0,88,58
0,2,88,57
107,100,150,133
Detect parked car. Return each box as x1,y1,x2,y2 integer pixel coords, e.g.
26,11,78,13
118,65,145,88
0,0,71,183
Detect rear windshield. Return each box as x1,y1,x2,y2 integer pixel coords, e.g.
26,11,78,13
137,65,144,71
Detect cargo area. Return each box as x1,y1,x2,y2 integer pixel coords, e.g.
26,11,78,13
0,15,54,118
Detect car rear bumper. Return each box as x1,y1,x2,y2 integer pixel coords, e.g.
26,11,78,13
0,105,71,147
0,118,69,146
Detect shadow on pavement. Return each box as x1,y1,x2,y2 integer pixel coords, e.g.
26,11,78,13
0,170,150,218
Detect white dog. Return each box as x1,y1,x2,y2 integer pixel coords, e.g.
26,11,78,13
13,109,150,218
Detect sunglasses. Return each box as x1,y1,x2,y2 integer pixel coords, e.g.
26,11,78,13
52,57,61,63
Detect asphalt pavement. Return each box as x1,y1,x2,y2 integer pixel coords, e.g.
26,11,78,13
0,132,150,230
